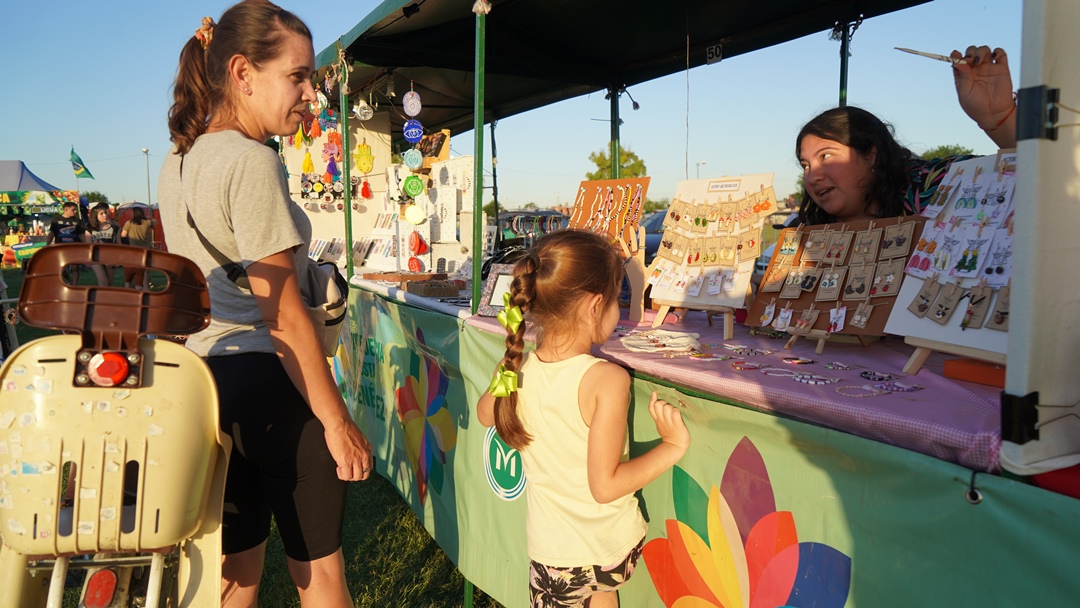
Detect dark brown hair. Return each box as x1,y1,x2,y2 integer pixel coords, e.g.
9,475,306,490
88,203,112,231
130,206,149,225
796,106,914,225
168,0,312,155
494,230,622,450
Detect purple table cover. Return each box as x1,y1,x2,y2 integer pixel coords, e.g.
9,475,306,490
467,309,1000,472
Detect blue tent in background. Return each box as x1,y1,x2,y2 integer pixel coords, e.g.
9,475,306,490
0,161,62,192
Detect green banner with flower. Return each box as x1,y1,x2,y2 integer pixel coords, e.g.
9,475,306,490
343,288,1080,608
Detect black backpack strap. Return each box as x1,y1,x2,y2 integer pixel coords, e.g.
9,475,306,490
180,155,251,291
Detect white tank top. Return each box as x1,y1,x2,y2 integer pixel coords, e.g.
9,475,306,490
517,352,647,566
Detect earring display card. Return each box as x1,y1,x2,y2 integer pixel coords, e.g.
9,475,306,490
815,267,848,302
824,231,854,266
960,285,993,330
849,227,882,266
879,220,915,259
985,283,1009,331
886,154,1011,358
843,264,874,301
772,307,793,332
789,308,820,335
907,276,942,318
800,229,829,262
746,215,925,336
780,266,809,299
760,263,790,293
849,302,874,329
928,282,963,326
869,258,904,297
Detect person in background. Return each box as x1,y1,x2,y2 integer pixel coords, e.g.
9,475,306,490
120,206,155,289
158,2,373,606
87,203,121,286
796,44,1017,225
46,201,91,284
477,230,690,608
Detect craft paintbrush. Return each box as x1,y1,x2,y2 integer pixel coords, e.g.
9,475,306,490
894,47,967,65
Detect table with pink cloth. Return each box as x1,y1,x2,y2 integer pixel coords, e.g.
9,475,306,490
466,308,1001,473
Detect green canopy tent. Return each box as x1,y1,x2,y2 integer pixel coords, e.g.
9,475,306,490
315,0,930,307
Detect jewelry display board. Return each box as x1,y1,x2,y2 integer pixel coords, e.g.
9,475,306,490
746,215,926,338
646,175,776,333
567,178,651,252
884,153,1013,372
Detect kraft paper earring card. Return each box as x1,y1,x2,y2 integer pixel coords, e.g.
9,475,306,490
928,282,962,326
879,220,915,259
815,267,848,302
843,264,874,301
907,276,942,318
849,227,882,266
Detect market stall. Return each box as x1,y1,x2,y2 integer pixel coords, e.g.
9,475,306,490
305,0,1080,605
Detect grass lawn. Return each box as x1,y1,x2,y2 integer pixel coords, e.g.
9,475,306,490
1,266,503,607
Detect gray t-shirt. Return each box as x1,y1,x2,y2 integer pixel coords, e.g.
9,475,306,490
158,131,311,357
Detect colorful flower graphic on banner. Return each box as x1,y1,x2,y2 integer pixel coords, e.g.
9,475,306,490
395,328,457,505
643,437,851,608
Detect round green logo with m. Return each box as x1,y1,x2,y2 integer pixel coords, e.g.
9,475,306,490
484,426,526,501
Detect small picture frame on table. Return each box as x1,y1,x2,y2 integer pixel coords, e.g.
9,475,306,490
478,263,516,317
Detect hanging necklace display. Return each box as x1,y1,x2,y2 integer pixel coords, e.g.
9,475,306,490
402,148,423,170
403,119,424,144
402,82,422,117
309,91,327,116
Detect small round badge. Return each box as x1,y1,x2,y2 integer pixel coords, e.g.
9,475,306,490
403,119,424,144
402,148,423,170
404,204,426,225
402,175,424,198
403,90,422,117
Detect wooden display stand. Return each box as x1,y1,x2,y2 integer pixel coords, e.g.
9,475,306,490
902,336,1006,375
747,216,927,355
621,227,647,323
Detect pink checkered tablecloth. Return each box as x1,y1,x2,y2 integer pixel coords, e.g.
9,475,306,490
467,308,1000,472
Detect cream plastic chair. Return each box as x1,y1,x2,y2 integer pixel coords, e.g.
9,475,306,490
0,243,229,608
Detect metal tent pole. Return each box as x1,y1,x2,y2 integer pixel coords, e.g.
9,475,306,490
337,41,355,279
471,10,487,314
610,86,621,178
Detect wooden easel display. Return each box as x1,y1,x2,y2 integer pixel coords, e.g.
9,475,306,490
746,215,927,353
884,153,1014,374
645,174,776,339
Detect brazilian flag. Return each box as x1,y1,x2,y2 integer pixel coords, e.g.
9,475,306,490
70,147,95,179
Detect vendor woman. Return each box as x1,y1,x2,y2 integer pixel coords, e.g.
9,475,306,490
797,45,1018,226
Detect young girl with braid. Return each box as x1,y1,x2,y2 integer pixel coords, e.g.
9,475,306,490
477,229,690,607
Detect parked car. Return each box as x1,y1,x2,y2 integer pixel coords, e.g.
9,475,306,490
641,210,666,265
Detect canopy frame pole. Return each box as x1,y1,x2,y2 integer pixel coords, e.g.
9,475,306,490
337,41,355,279
471,11,487,315
490,120,500,251
610,86,621,179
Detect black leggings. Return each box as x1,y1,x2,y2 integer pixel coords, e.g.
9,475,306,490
208,352,347,561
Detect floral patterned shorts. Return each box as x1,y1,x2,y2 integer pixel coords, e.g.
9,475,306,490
528,538,644,607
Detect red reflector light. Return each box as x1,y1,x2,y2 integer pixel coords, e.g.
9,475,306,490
88,352,130,387
83,568,119,608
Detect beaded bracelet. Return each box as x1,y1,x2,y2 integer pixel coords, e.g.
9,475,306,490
794,373,838,385
824,361,851,370
783,357,816,365
860,371,893,382
873,381,924,392
731,361,760,371
835,385,886,398
759,366,797,377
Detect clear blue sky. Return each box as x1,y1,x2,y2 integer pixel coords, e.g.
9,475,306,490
0,0,1021,209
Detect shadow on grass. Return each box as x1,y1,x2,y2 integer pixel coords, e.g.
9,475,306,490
259,474,503,608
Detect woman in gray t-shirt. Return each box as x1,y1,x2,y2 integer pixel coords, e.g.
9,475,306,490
159,3,373,605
